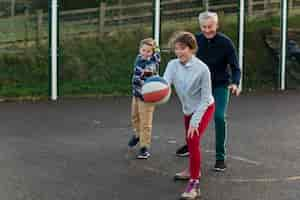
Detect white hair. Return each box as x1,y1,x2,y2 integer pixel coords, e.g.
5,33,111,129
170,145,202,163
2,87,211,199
198,11,218,25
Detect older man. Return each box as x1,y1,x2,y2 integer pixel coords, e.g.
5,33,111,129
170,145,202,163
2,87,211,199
175,11,241,172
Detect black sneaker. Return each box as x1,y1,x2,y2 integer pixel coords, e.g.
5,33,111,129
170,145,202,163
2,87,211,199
128,135,139,148
137,147,150,159
214,160,227,172
176,144,189,157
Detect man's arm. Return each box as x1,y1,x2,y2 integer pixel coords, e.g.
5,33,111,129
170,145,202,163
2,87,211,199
227,39,241,96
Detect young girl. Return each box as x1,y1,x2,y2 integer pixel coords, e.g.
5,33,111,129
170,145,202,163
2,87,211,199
163,32,215,199
128,38,160,159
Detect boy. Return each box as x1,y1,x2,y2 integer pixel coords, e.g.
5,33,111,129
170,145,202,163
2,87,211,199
128,38,160,159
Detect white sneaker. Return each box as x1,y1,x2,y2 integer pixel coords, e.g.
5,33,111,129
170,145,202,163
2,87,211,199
174,169,190,180
180,180,201,199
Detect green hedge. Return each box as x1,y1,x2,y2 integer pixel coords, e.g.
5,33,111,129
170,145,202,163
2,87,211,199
0,15,299,98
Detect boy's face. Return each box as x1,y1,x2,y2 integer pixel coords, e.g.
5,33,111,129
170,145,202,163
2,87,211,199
200,18,218,39
139,44,154,59
174,43,193,64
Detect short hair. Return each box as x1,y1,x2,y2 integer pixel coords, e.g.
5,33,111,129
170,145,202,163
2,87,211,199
170,31,198,53
198,11,218,26
139,38,157,50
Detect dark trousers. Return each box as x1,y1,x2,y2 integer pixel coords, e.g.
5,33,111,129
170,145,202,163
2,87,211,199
213,86,230,161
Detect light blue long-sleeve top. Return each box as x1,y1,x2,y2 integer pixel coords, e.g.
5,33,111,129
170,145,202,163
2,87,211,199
163,55,214,128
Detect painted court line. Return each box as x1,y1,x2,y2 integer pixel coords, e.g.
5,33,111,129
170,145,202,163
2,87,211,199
127,156,300,184
204,150,262,166
127,150,300,183
141,166,300,184
228,176,300,183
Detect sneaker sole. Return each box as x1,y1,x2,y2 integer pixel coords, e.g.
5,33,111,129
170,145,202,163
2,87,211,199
174,172,201,181
180,196,200,200
137,154,150,159
180,193,201,200
213,167,226,172
174,175,190,181
137,156,149,159
180,197,200,200
176,152,190,157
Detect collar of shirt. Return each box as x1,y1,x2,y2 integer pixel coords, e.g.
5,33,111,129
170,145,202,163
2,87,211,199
138,54,151,61
180,55,195,68
204,33,219,43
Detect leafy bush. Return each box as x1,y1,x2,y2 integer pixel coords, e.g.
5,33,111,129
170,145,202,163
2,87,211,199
0,15,299,97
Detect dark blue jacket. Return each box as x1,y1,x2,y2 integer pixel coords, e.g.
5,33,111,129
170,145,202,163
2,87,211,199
196,32,241,88
132,52,160,99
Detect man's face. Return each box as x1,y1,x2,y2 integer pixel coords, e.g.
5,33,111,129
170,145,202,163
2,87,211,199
200,18,218,39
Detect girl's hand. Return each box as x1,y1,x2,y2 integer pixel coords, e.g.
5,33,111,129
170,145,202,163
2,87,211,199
187,126,199,138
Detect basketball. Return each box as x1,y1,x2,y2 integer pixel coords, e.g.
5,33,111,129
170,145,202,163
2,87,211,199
141,76,171,105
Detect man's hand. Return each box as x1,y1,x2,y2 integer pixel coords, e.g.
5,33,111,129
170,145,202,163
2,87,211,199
187,126,199,139
228,84,241,96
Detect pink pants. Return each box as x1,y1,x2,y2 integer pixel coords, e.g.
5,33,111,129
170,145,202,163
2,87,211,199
184,103,215,179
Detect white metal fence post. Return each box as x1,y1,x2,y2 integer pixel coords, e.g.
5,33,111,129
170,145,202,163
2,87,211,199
49,0,58,100
238,0,245,91
280,0,288,90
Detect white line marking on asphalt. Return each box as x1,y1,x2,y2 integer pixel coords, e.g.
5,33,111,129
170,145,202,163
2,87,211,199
204,150,261,166
228,176,300,183
286,176,300,181
228,178,279,183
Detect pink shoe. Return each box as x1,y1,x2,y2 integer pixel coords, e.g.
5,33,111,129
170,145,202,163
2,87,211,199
180,180,201,199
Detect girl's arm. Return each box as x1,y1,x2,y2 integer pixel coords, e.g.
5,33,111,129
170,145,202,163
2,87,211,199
148,49,161,75
190,66,213,128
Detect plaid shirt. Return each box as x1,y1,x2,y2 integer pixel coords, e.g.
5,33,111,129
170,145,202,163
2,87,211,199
132,51,161,99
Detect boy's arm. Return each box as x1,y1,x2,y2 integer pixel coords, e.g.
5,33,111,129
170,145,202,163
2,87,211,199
153,48,161,64
144,49,161,77
153,48,161,74
132,56,144,86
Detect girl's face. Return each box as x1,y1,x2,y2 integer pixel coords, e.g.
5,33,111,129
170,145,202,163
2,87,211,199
174,43,194,64
139,44,154,59
200,18,218,39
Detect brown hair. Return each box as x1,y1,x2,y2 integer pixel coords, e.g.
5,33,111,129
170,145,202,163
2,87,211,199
139,38,157,50
169,31,198,53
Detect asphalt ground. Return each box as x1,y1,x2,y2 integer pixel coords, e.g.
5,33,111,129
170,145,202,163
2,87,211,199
0,91,299,200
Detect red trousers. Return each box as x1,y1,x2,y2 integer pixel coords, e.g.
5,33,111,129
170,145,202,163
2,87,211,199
184,103,215,179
